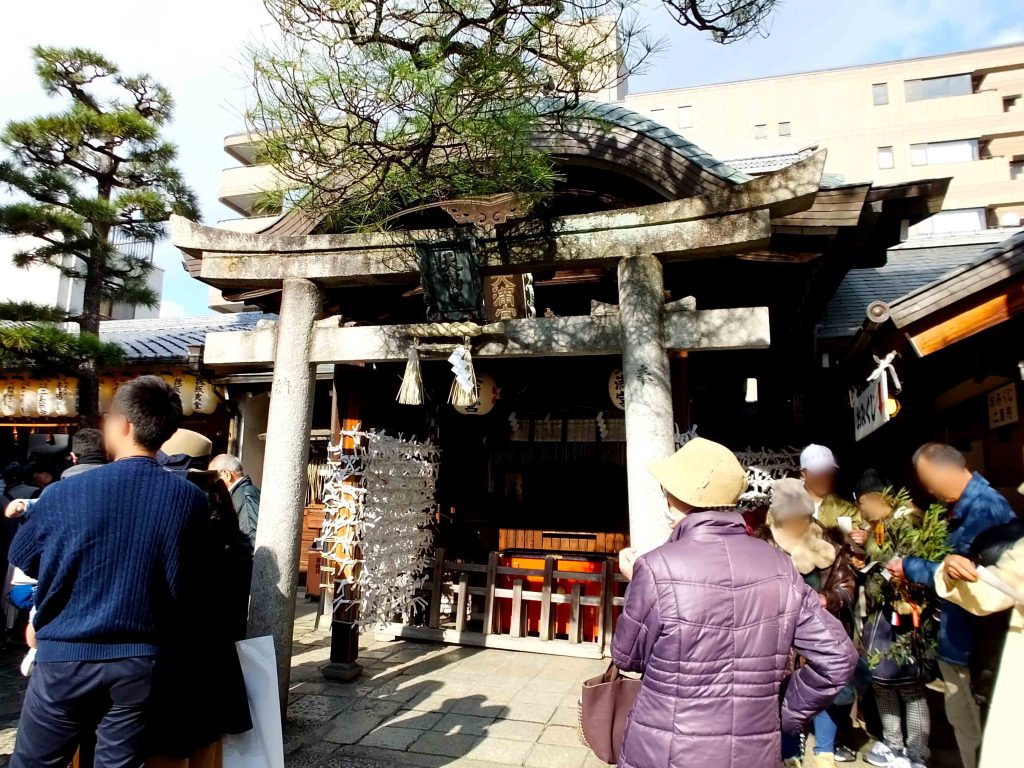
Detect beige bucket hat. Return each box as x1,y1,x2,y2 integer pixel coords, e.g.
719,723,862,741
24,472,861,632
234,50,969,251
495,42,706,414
648,437,747,509
161,428,213,459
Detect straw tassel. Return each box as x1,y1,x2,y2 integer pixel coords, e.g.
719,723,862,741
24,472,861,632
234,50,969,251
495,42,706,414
397,345,424,405
448,341,478,408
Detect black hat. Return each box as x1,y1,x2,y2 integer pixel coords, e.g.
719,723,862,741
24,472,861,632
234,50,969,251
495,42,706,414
854,468,889,499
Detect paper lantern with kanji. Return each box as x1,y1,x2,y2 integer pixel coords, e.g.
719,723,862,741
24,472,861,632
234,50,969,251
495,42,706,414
36,379,59,417
53,378,78,417
454,373,499,415
0,380,20,417
99,377,131,414
19,380,40,418
608,369,626,410
162,374,196,416
191,376,220,415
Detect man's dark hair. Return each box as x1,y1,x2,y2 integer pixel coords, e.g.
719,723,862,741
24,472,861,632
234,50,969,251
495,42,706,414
912,442,967,469
71,428,104,459
111,376,183,451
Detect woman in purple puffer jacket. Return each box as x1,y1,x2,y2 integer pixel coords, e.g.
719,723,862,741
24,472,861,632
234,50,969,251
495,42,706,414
612,438,858,768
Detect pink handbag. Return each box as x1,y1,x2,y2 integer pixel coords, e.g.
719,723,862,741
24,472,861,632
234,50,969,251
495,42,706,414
577,663,642,764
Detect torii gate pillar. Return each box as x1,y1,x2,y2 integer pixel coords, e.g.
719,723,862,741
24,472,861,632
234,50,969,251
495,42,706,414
246,277,321,714
618,255,676,555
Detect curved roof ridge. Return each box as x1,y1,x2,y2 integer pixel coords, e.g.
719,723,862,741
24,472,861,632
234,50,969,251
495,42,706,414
539,98,752,185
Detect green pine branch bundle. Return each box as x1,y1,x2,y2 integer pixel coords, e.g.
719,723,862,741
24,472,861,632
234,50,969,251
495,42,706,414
863,488,951,670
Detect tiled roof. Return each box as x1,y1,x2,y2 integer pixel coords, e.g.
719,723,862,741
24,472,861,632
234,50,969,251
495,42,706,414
100,312,270,361
723,145,819,174
890,229,1024,328
544,99,753,185
817,235,1011,339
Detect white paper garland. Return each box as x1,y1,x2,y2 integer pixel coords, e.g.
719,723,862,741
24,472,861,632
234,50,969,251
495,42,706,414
318,428,440,628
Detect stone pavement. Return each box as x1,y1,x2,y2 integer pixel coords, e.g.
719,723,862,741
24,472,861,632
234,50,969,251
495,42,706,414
0,600,961,767
284,602,905,768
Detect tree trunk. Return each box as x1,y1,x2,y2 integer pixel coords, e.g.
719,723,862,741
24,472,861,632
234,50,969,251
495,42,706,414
77,223,107,427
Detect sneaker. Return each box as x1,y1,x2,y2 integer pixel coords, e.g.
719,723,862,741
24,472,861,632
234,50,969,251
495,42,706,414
20,647,36,677
814,755,837,768
834,745,857,763
889,756,912,768
865,742,898,767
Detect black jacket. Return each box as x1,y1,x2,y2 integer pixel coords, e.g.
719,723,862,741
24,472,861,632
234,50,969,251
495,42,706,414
231,476,261,545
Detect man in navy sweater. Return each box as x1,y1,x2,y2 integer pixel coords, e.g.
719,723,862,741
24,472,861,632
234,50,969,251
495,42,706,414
9,376,210,768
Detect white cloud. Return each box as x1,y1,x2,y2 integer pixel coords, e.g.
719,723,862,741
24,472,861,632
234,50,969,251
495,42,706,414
159,299,187,319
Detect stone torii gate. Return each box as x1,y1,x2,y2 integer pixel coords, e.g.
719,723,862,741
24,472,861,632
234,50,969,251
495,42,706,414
171,151,826,706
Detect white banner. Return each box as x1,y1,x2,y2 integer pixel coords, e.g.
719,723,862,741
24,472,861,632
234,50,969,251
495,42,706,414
854,375,889,441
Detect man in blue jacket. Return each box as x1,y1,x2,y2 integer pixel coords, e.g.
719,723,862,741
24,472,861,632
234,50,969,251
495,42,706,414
887,442,1015,768
9,376,210,768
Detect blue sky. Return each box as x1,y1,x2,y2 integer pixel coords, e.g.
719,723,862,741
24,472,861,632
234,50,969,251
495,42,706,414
1,0,1022,317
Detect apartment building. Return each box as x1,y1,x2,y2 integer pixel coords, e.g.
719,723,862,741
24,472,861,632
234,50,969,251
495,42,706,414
217,43,1024,243
625,43,1024,235
0,234,164,321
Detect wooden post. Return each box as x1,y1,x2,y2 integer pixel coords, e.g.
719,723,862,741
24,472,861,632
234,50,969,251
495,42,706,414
618,255,675,555
482,551,498,636
429,548,445,630
246,278,321,713
511,579,524,639
569,585,582,644
539,556,555,641
598,558,613,653
455,572,470,633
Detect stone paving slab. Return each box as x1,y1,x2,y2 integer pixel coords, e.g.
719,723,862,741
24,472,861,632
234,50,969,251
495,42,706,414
0,598,962,768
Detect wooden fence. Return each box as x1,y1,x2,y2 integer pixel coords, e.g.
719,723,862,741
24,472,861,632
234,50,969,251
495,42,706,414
378,548,628,658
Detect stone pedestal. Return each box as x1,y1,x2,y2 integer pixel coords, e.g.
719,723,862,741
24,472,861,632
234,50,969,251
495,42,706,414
246,277,321,713
617,255,676,555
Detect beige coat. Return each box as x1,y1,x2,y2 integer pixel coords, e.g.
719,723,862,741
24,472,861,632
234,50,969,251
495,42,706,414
935,539,1024,768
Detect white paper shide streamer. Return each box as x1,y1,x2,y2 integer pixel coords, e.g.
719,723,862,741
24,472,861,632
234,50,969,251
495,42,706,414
319,429,440,628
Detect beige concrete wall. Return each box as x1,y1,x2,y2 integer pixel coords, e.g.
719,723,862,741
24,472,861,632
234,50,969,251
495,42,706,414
625,44,1024,218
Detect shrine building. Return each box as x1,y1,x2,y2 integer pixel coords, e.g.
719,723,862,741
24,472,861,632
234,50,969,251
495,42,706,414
172,102,949,693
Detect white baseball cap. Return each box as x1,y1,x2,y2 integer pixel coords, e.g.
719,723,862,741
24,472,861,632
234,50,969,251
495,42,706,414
800,444,839,473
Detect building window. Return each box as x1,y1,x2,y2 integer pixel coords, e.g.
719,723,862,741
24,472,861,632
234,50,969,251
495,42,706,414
1012,160,1024,181
908,207,987,238
877,146,895,169
1005,95,1021,113
650,107,665,123
778,121,791,136
872,83,889,106
677,105,693,129
910,139,979,166
754,124,767,139
904,73,973,102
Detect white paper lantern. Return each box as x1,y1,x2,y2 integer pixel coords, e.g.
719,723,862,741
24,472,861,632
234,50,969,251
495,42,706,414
54,378,78,417
454,373,499,415
162,374,196,416
19,380,40,418
36,379,59,417
1,380,20,417
191,376,220,415
609,368,626,411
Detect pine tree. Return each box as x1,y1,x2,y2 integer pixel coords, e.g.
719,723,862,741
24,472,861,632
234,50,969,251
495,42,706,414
0,47,199,424
248,0,779,230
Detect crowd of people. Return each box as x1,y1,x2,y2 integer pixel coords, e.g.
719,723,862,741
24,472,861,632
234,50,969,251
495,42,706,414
0,376,263,767
614,438,1021,768
2,374,1021,768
